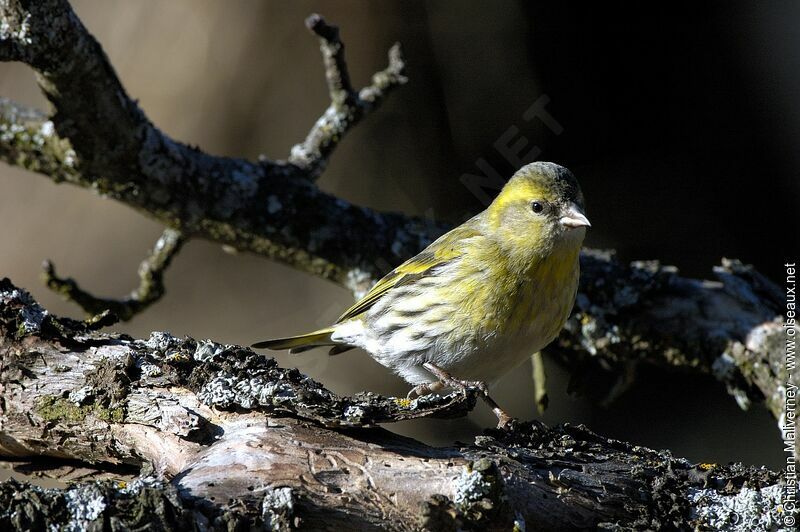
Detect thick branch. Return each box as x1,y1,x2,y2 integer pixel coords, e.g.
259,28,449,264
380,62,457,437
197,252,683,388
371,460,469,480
0,280,786,530
562,255,793,435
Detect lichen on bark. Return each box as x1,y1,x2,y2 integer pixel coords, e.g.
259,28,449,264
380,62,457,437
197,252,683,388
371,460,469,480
0,279,787,530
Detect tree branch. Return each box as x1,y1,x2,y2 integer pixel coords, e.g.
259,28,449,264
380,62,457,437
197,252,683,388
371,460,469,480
0,0,427,297
41,228,185,321
0,279,786,530
0,0,793,449
0,98,78,183
289,14,407,179
562,254,794,442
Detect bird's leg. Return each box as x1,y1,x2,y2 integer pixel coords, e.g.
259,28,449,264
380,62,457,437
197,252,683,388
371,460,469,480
422,362,514,429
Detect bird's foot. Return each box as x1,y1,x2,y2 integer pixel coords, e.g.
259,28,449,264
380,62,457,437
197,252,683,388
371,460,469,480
406,381,445,399
422,362,487,395
422,362,515,429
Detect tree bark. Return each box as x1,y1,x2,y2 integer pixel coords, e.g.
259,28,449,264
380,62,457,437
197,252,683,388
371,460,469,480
0,279,786,531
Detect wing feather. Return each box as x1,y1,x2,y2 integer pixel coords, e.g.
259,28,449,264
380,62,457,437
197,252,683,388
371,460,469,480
335,221,482,323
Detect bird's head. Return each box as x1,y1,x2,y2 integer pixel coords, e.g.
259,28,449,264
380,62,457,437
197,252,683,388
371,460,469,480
486,161,590,262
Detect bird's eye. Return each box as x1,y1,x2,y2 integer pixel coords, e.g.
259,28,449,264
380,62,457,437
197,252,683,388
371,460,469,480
531,201,545,214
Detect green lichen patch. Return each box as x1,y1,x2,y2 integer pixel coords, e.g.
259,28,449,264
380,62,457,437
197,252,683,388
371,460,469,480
0,102,80,185
34,396,124,424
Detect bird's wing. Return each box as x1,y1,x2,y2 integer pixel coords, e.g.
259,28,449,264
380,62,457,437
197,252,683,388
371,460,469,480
335,222,481,323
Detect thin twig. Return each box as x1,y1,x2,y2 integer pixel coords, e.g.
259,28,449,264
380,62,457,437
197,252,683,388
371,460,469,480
288,13,408,179
42,228,185,321
304,14,356,108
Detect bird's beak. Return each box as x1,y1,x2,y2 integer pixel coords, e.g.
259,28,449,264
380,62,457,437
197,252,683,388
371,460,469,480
559,202,591,229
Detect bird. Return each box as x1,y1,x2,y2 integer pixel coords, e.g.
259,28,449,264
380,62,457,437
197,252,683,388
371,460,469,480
253,161,590,427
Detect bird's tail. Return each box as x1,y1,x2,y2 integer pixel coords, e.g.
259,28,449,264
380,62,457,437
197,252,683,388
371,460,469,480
251,327,353,355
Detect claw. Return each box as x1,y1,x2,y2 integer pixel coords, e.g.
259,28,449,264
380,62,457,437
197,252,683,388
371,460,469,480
407,380,444,399
407,384,430,399
421,362,515,429
493,408,514,429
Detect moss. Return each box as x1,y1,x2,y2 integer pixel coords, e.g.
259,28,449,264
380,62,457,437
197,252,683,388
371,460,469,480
35,396,124,424
36,396,86,423
98,405,125,423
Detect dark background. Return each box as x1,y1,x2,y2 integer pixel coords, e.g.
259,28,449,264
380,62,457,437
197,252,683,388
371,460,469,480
0,1,796,471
